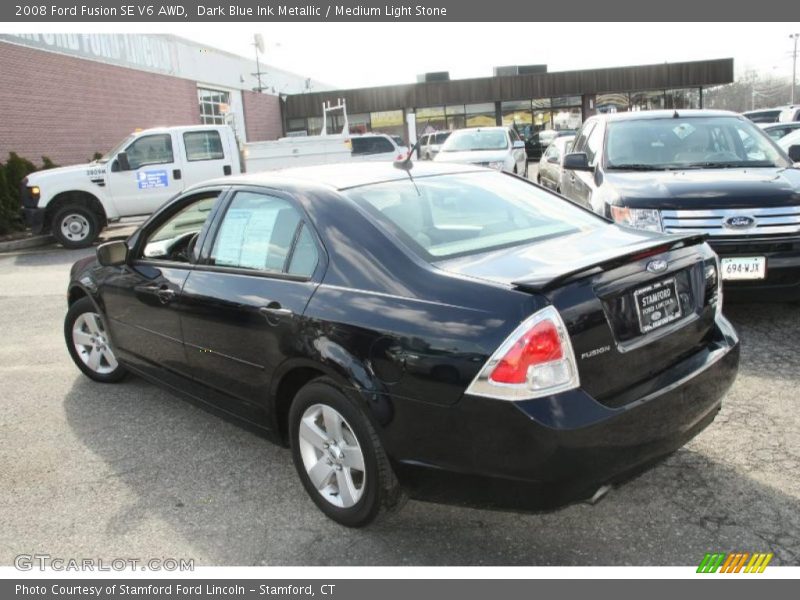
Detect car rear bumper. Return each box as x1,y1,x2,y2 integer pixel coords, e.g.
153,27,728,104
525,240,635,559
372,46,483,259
391,315,739,511
710,237,800,302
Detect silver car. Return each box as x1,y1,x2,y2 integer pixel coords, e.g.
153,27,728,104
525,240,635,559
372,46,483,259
536,135,575,193
434,127,528,177
419,131,451,160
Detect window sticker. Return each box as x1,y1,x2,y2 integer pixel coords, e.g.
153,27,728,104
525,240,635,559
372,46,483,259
137,170,169,189
672,123,696,140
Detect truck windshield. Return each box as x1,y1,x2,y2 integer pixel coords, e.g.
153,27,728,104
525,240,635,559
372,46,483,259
98,135,135,163
344,171,602,260
605,116,790,170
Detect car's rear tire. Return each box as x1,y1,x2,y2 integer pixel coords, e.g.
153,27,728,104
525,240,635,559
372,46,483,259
289,377,406,527
65,297,127,383
52,204,100,249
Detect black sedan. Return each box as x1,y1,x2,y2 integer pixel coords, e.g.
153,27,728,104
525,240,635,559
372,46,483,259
64,162,739,526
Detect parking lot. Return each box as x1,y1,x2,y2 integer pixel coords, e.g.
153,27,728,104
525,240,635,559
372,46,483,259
1,229,799,567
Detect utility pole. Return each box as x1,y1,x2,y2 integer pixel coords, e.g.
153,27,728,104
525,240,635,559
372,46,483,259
791,33,799,105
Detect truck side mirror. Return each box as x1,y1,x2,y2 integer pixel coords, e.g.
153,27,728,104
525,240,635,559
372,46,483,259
788,145,800,163
563,152,593,171
97,240,128,267
116,152,131,171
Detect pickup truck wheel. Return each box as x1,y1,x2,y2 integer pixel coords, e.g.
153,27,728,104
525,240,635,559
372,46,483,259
65,297,127,383
52,205,99,249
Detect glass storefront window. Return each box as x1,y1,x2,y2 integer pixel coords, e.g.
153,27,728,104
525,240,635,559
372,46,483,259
532,110,553,133
552,96,581,108
630,90,666,112
348,112,371,134
370,110,405,140
307,117,323,136
465,103,496,114
287,118,307,133
501,101,533,137
445,105,466,115
416,106,447,132
464,103,497,128
532,98,552,109
552,107,582,130
665,88,701,109
596,92,630,114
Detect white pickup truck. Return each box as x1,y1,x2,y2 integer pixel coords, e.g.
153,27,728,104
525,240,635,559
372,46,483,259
21,124,407,248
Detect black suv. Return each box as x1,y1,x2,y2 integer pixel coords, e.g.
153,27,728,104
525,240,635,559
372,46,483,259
560,109,800,301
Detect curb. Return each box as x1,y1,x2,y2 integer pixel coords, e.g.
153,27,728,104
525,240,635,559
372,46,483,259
0,234,54,253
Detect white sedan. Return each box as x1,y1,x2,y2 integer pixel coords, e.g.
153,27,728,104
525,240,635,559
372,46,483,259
434,127,528,177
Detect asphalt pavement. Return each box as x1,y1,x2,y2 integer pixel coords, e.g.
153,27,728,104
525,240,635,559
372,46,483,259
0,234,798,566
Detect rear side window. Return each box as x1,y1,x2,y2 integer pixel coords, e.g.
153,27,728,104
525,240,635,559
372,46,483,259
184,130,225,161
351,136,395,155
345,172,602,260
209,191,317,274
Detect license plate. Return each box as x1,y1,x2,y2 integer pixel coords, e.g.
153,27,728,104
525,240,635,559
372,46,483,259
633,278,682,334
720,256,766,280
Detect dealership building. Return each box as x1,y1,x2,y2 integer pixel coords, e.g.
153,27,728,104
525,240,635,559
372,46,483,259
284,59,735,142
0,33,734,166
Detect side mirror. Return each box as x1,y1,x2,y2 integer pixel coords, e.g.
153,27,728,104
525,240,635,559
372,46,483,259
513,140,526,149
117,151,131,171
788,145,800,162
563,152,593,171
97,240,128,267
547,155,559,164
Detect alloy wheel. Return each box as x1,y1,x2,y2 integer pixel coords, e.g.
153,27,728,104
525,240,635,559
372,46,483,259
298,403,366,508
72,312,118,375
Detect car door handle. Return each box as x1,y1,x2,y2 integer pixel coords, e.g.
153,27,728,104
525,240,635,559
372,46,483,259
259,305,293,317
156,288,176,304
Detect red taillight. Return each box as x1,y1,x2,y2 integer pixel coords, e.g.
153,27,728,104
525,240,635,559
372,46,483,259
490,320,563,384
465,306,580,401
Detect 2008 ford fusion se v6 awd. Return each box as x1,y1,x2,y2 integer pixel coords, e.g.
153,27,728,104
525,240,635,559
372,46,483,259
64,162,739,526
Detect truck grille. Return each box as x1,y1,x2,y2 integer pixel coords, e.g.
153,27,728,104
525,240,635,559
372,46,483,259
661,206,800,237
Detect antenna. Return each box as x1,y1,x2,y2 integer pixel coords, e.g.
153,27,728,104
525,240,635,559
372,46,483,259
393,118,432,196
251,33,268,93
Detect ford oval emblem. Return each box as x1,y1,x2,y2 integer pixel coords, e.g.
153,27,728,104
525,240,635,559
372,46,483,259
646,259,668,274
723,215,756,230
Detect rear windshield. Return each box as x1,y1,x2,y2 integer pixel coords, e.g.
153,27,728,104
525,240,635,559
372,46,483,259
343,172,603,260
441,129,508,152
434,132,451,144
605,116,790,170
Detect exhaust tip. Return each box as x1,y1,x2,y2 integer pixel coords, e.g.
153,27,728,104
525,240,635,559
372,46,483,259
586,484,613,505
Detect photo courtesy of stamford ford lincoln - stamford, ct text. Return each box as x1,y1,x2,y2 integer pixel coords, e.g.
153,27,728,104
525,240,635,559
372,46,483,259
0,0,799,594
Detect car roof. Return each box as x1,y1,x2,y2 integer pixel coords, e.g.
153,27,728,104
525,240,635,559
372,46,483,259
194,161,488,192
589,109,742,122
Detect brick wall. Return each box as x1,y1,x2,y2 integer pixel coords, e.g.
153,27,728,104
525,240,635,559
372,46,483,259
0,41,201,166
242,91,284,141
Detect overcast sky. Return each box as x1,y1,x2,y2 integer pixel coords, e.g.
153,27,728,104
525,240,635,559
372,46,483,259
178,22,800,89
4,22,797,89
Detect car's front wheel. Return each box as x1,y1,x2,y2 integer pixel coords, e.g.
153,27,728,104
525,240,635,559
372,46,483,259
289,378,405,527
64,297,127,383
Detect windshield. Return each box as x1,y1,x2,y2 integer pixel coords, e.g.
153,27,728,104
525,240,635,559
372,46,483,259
343,172,603,260
99,135,135,163
434,132,451,144
441,129,509,152
605,116,790,170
